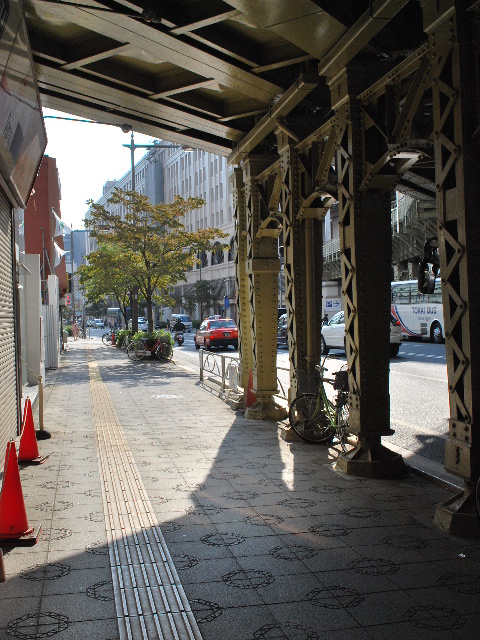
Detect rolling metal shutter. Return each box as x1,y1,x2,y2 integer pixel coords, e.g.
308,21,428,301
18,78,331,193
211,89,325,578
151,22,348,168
0,189,18,458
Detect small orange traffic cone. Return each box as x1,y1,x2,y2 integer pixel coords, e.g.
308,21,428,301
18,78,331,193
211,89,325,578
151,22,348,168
245,370,257,408
0,441,42,545
18,398,48,464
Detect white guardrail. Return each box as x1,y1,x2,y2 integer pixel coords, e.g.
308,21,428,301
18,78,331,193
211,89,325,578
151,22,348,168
199,350,289,400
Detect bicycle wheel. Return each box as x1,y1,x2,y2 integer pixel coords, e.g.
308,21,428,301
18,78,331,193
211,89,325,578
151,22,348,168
157,342,173,362
335,399,355,452
127,341,146,361
102,333,112,345
289,393,335,443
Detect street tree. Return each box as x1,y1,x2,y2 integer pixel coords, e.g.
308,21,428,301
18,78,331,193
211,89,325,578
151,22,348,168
180,292,197,319
192,280,218,318
85,189,226,332
78,244,132,326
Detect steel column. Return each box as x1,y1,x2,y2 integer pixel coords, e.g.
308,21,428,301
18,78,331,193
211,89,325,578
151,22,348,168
243,156,286,420
332,82,405,477
231,168,252,392
278,131,324,399
422,0,480,536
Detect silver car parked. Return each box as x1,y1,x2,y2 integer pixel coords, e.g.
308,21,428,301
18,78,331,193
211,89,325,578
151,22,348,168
321,311,402,358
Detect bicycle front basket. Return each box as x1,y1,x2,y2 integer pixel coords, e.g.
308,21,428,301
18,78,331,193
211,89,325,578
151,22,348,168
333,369,349,392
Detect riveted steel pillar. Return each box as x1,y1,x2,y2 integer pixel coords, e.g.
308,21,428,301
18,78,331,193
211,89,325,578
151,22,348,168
332,73,405,478
243,156,286,420
422,0,480,536
231,167,252,393
277,131,324,399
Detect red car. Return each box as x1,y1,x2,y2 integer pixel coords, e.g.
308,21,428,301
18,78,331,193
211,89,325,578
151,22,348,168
195,318,238,350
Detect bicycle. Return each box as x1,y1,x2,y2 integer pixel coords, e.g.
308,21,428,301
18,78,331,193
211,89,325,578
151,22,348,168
102,330,116,345
119,334,132,352
127,337,173,362
288,357,355,450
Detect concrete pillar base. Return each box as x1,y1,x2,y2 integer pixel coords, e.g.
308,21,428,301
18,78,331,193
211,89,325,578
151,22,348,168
278,424,302,442
336,442,406,479
434,490,480,538
225,394,245,411
245,401,287,421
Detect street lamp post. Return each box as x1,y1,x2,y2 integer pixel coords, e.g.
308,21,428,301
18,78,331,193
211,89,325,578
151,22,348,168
122,134,192,333
127,130,139,335
199,256,203,320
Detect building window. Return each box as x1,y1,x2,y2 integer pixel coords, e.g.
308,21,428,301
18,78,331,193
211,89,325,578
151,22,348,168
228,237,235,262
212,242,224,265
197,249,208,268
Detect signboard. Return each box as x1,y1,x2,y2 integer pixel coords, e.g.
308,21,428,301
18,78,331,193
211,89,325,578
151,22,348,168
0,1,47,207
325,298,341,311
224,296,229,309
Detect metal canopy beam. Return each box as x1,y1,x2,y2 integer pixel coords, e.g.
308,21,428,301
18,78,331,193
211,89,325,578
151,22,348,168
318,0,411,78
26,1,282,102
228,74,319,164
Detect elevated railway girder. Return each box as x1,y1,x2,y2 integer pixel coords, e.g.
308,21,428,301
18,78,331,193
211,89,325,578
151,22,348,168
21,0,480,533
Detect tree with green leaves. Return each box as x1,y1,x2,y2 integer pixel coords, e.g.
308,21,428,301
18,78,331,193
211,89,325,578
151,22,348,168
85,189,226,332
180,291,197,319
192,280,218,319
78,244,132,325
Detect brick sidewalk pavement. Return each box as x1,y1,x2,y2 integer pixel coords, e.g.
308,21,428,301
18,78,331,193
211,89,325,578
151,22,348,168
1,338,479,640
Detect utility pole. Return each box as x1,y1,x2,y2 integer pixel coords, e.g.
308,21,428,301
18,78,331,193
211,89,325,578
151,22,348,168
129,130,139,335
70,229,75,323
199,254,203,319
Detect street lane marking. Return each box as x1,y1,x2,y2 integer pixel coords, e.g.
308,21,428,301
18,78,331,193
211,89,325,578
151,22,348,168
390,370,446,382
400,351,445,360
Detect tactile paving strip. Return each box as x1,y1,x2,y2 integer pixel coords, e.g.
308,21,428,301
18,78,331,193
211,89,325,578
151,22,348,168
88,361,203,640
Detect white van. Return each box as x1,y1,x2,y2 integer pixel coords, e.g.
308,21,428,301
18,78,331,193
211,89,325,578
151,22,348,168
171,314,193,332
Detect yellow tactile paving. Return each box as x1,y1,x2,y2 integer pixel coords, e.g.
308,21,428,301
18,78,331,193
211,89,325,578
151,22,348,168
88,360,203,640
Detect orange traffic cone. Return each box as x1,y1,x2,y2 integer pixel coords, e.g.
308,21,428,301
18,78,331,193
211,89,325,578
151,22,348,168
245,370,257,408
18,398,48,464
0,441,42,545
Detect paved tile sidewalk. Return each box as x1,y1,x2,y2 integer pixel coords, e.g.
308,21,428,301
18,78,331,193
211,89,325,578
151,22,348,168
1,339,480,640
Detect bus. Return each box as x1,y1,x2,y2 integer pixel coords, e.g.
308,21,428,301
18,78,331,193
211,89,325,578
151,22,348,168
107,307,122,329
391,279,444,343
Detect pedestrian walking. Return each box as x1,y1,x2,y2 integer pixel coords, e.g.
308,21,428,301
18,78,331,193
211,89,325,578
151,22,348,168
72,320,79,340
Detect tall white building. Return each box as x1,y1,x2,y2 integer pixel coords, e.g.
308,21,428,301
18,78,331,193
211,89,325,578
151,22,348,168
85,142,236,322
160,147,235,321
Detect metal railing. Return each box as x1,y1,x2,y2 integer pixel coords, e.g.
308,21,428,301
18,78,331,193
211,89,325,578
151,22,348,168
199,350,289,400
323,238,340,261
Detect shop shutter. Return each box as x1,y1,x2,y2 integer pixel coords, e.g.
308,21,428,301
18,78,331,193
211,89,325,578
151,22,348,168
0,189,18,459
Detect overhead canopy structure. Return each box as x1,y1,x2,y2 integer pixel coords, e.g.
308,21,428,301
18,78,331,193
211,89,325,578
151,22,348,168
22,0,480,534
25,0,421,160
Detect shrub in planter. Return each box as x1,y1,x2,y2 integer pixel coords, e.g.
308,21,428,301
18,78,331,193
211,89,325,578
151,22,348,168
133,330,173,348
192,319,201,330
65,325,73,336
115,329,131,348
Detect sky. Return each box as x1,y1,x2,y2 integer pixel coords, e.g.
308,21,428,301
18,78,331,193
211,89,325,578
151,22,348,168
43,108,156,230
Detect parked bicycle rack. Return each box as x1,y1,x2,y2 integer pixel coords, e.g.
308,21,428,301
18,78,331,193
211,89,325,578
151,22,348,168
198,350,289,401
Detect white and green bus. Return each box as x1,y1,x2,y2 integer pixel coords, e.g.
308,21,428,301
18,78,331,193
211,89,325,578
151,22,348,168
391,279,444,343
